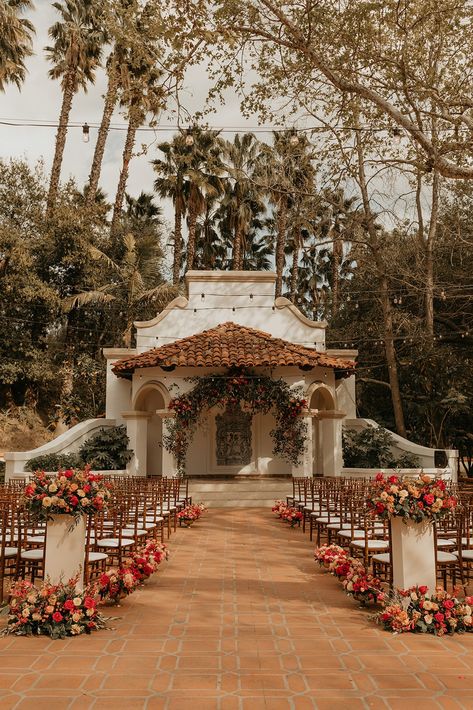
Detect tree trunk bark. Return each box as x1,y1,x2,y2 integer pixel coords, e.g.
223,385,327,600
186,207,197,271
86,55,119,207
425,170,439,337
233,224,244,270
275,199,287,298
289,233,299,302
332,230,342,317
46,68,76,216
110,111,139,237
354,125,407,437
172,190,183,284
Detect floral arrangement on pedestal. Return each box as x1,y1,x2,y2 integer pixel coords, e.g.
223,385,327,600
2,539,169,635
377,586,473,636
367,473,457,524
2,577,108,639
314,544,383,604
164,369,308,472
22,466,113,522
272,500,288,517
178,503,206,527
98,540,169,604
281,507,303,527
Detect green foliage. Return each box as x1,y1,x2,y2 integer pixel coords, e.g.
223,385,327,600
25,452,83,472
78,425,132,470
342,427,419,469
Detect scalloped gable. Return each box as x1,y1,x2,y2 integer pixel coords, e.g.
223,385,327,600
133,271,327,354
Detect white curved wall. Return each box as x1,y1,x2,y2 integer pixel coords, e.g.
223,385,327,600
4,418,117,480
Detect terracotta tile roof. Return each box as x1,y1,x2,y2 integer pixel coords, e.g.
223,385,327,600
112,322,355,377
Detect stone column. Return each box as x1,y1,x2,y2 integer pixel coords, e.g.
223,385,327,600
291,411,314,478
157,410,178,477
317,410,345,477
122,411,152,476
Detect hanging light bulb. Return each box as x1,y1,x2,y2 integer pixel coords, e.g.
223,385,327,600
393,296,398,305
289,130,299,146
392,128,402,146
185,128,194,146
440,289,447,300
82,123,90,143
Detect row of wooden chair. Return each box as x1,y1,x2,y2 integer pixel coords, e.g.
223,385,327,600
0,475,192,600
286,475,473,591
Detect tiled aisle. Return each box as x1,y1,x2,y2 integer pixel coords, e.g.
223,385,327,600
1,509,473,709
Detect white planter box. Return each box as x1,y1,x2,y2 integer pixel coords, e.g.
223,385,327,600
390,517,436,592
44,514,86,590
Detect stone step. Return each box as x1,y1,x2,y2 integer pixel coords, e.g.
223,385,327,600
188,477,293,508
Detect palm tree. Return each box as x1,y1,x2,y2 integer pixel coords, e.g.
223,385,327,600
0,0,35,92
256,131,315,297
152,134,190,283
221,133,265,270
45,0,104,215
86,0,141,207
194,197,227,269
110,62,164,237
64,231,175,347
184,129,226,270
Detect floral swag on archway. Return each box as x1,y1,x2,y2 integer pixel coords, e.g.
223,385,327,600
163,369,308,473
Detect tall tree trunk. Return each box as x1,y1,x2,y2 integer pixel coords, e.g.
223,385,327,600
289,233,299,302
354,125,407,437
86,55,120,207
186,207,197,270
111,111,139,237
332,230,342,317
275,199,287,298
46,68,76,216
233,224,243,270
172,190,183,284
425,169,439,337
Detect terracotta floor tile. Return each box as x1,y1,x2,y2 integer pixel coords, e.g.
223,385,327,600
2,509,473,707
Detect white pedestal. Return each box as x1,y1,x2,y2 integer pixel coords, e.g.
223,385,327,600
44,514,86,590
390,518,436,592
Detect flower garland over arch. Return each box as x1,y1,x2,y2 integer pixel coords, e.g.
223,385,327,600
163,369,308,473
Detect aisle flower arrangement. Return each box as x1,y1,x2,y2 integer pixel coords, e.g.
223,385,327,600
314,544,383,604
2,577,109,639
367,473,457,524
178,503,206,527
272,500,288,517
281,506,303,527
22,466,113,522
377,586,473,635
98,540,169,604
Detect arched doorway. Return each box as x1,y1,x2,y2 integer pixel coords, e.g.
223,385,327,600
307,383,339,476
132,382,169,476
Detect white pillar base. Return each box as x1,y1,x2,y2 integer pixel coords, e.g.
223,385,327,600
44,514,86,590
390,518,436,592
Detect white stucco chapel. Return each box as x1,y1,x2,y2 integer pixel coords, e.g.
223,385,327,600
105,270,356,478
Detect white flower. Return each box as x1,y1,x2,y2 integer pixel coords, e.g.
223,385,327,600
42,497,52,507
48,483,58,493
73,597,82,607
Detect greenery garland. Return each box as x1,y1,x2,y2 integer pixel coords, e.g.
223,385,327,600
163,369,308,473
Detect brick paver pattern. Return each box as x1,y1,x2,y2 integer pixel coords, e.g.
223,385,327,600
1,508,473,709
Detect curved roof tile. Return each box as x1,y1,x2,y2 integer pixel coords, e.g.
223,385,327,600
112,322,355,378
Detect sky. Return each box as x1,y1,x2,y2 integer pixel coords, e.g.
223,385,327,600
0,2,267,227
